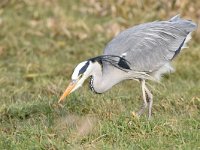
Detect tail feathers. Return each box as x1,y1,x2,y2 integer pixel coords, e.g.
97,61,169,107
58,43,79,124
182,32,192,49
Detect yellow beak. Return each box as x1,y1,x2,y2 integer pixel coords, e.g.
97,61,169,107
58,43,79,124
58,81,76,103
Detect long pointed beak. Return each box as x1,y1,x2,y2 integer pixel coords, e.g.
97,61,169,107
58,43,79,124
58,81,76,103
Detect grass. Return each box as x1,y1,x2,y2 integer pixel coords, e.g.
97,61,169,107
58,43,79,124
0,0,200,149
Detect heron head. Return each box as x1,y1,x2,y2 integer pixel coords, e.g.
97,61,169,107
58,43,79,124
58,60,93,103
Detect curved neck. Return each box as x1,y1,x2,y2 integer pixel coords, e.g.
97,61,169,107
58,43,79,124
90,62,125,93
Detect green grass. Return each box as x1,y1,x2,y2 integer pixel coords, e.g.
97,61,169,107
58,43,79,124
0,0,200,149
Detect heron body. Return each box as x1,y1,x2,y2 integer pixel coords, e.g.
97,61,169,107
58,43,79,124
59,15,197,119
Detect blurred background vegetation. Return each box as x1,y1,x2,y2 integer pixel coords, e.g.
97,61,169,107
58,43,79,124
0,0,199,149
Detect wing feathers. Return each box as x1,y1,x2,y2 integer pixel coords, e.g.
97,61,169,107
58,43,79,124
104,15,197,72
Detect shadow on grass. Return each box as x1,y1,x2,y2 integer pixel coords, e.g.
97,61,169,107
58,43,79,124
0,101,54,120
0,93,93,122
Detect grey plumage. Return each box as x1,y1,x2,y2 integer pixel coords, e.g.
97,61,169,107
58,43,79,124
59,15,197,119
104,15,197,74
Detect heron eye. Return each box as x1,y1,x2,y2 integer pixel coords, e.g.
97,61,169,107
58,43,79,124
79,74,83,78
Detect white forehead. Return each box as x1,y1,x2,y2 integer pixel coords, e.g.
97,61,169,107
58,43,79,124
72,61,88,79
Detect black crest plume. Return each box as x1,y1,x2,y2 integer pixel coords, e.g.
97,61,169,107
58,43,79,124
89,55,131,72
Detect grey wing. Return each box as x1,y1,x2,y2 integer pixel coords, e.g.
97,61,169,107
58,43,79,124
103,15,197,72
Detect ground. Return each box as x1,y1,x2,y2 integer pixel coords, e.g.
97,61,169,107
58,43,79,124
0,0,200,149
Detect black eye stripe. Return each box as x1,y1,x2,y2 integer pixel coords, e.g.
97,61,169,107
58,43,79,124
79,74,83,78
78,61,89,75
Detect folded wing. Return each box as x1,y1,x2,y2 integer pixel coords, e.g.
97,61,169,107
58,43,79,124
104,15,197,72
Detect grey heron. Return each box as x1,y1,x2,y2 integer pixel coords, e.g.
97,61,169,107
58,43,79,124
58,15,197,119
